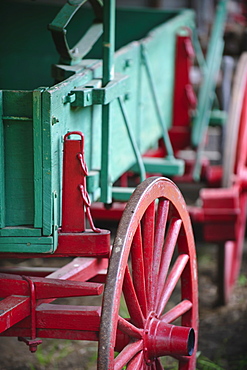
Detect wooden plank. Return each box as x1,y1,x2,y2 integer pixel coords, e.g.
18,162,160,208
1,327,99,342
33,89,43,228
0,273,103,299
0,295,30,333
2,91,34,227
0,90,5,228
47,257,108,282
35,304,101,332
0,266,57,277
0,236,53,253
0,227,41,237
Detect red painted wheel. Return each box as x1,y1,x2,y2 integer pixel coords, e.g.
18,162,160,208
219,53,247,304
98,177,198,369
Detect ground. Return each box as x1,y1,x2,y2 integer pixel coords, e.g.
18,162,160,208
0,232,247,369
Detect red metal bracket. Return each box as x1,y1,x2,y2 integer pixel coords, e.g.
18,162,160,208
18,276,42,353
61,131,100,233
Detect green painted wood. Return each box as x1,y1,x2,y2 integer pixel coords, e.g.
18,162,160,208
33,89,43,228
0,228,41,237
42,66,100,236
3,91,34,227
112,187,135,202
100,0,115,203
0,91,5,228
132,157,185,176
0,2,196,251
191,0,228,181
0,237,53,253
0,2,62,90
102,0,115,86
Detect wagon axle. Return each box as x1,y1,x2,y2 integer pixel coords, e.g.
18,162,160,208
143,314,195,361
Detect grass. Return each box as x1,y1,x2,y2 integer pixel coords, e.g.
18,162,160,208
196,353,225,370
34,340,74,367
238,273,247,287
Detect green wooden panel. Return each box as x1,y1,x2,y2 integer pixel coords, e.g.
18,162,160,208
0,91,4,228
0,1,61,90
139,10,195,154
4,120,34,226
0,228,41,237
2,91,34,226
33,90,43,228
0,236,53,253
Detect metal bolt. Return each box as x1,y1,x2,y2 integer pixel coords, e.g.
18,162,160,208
124,93,131,101
124,59,133,69
52,116,59,125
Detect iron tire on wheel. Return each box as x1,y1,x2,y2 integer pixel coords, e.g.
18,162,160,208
219,53,247,305
98,177,198,369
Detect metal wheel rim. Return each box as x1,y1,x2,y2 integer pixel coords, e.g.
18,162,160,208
222,52,247,187
218,192,247,304
220,53,247,304
98,177,198,369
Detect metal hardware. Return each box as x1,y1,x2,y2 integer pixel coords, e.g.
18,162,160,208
61,131,100,233
18,276,42,353
70,74,130,107
48,0,103,64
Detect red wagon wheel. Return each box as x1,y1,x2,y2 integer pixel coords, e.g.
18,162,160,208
219,53,247,304
98,177,198,369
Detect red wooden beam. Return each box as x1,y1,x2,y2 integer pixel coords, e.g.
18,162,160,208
0,230,111,259
0,273,103,299
0,296,30,333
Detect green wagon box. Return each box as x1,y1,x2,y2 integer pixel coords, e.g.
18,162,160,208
0,0,195,253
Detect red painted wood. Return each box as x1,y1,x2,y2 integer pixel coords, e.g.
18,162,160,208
0,230,111,259
0,273,103,299
90,202,125,221
98,177,198,369
1,327,99,341
0,296,30,333
13,304,101,332
57,230,111,257
0,267,57,277
170,32,196,152
62,133,86,233
46,257,108,282
35,304,101,331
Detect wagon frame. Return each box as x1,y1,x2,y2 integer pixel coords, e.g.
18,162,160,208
0,0,246,368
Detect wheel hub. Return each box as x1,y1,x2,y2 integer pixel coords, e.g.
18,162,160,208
143,312,195,364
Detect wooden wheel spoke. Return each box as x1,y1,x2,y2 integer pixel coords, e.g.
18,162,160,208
161,299,193,323
154,358,164,369
157,254,189,316
131,225,148,317
156,217,182,306
98,177,198,370
172,354,189,363
123,266,145,327
126,351,144,369
114,340,143,370
117,316,143,339
151,199,169,307
142,201,155,309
